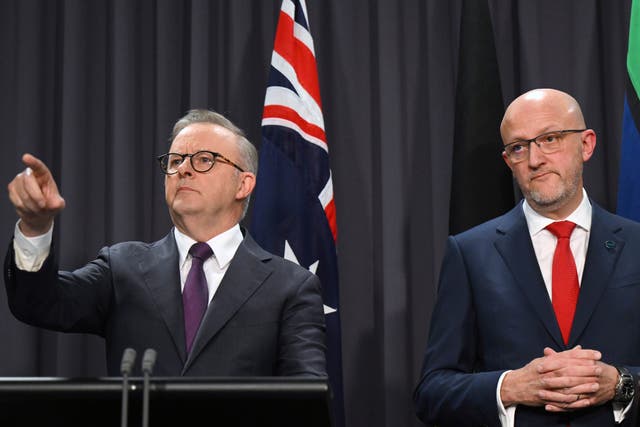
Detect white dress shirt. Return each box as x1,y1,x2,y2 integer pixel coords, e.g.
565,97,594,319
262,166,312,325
173,225,243,303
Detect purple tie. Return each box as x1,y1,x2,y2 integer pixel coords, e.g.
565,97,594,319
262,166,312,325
183,242,212,354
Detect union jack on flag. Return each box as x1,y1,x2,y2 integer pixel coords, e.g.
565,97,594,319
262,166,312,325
250,0,344,425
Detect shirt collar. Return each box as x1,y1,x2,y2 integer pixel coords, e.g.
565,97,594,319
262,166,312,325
174,224,244,269
522,188,592,237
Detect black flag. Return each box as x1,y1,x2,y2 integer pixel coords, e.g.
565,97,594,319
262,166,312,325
449,0,515,235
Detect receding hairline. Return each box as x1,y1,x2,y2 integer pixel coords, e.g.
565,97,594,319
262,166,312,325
170,109,246,142
171,121,238,144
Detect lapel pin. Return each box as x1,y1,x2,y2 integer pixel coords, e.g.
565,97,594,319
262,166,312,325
604,240,616,249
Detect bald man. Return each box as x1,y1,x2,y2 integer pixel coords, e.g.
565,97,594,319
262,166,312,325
414,89,640,426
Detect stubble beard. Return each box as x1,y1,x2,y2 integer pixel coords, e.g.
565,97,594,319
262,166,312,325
521,163,583,214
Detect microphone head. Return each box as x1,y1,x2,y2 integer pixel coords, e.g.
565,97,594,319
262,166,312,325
120,348,137,375
142,348,157,374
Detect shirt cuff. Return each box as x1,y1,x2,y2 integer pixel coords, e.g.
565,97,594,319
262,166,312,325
613,398,633,423
497,370,516,427
13,220,53,271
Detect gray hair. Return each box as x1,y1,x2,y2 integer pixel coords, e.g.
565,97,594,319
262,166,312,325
171,109,259,218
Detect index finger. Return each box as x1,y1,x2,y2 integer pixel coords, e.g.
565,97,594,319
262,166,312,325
21,153,52,179
544,346,601,360
562,347,601,360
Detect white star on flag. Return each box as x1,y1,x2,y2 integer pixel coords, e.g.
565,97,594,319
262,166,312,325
284,240,336,314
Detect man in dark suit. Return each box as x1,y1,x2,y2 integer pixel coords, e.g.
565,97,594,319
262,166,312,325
414,88,640,426
4,109,326,377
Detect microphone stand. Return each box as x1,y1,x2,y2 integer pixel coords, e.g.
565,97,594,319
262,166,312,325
141,349,157,427
120,348,136,427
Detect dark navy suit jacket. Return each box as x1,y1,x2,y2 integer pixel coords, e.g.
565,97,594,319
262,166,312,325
415,202,640,427
4,229,326,377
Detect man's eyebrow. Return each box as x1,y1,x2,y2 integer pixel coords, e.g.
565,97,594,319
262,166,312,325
510,127,560,142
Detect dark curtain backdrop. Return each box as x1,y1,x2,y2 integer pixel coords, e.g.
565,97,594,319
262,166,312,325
0,1,631,426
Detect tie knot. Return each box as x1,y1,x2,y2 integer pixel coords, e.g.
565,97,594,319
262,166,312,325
546,221,576,239
189,242,213,261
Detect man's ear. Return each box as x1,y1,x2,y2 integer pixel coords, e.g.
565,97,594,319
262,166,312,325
236,172,256,201
581,129,596,162
502,151,515,172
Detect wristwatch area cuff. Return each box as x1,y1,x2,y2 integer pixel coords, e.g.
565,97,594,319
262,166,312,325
613,366,635,405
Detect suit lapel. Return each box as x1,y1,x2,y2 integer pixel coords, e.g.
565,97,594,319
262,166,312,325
493,206,566,347
139,232,187,363
182,233,273,372
568,204,625,345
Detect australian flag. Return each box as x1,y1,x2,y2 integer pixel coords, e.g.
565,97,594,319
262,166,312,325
250,1,344,426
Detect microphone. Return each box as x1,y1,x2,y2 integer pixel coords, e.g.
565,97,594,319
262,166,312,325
119,348,137,427
141,348,157,427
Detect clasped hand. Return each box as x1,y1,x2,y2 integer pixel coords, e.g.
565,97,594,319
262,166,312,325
500,345,618,412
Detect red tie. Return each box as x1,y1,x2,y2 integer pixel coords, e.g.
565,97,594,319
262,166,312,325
546,221,579,344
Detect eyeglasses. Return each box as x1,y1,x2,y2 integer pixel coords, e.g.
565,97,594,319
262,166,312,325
157,150,245,175
502,129,587,163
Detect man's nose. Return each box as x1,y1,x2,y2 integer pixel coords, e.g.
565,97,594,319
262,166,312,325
176,156,194,175
527,141,546,166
